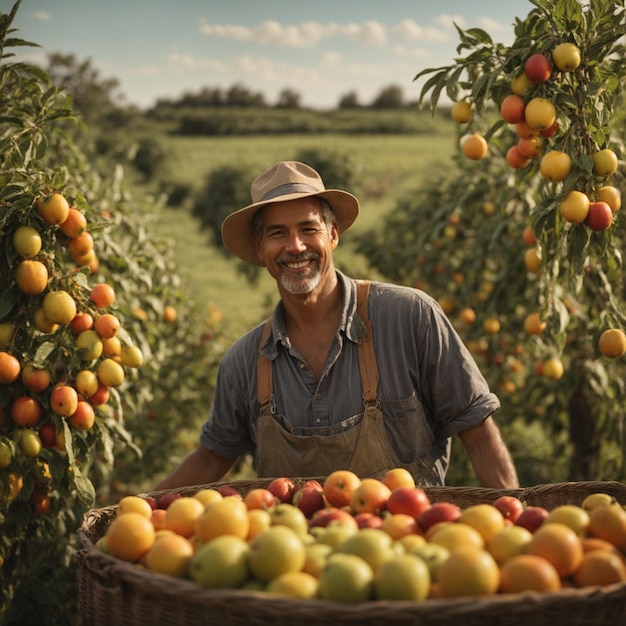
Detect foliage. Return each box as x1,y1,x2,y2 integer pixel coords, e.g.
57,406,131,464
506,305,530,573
360,0,626,483
0,3,223,624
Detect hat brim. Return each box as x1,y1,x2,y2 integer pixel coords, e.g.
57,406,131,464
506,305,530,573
221,189,359,266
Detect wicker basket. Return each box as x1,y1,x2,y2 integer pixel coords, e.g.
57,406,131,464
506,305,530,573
76,480,626,626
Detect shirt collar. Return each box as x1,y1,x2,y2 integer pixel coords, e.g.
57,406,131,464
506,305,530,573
261,271,362,359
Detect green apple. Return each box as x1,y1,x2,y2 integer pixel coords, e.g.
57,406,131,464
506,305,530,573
374,553,431,601
335,528,396,573
410,542,450,582
248,525,306,583
303,542,333,578
265,570,319,599
318,553,374,603
315,523,358,549
189,535,249,588
270,503,309,538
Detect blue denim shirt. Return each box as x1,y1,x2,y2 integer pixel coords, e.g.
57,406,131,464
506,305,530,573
201,271,500,482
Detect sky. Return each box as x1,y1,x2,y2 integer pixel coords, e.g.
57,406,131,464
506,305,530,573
8,0,535,110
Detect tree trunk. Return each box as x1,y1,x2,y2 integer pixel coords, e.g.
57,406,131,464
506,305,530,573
568,378,600,480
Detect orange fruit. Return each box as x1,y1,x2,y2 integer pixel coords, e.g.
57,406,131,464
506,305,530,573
194,496,250,542
15,260,48,295
0,321,15,347
68,400,96,430
118,495,153,519
88,382,110,406
500,94,526,124
573,549,626,587
526,522,584,577
68,232,94,258
0,352,20,384
599,328,626,359
163,306,177,323
592,149,618,177
164,496,206,538
94,313,121,339
462,133,488,160
500,554,561,593
523,312,546,335
50,385,79,417
102,336,122,357
42,290,77,325
105,511,156,562
10,396,42,427
438,546,500,597
90,283,116,308
524,247,542,273
60,208,87,238
21,365,51,393
588,503,626,550
37,193,70,225
144,533,194,578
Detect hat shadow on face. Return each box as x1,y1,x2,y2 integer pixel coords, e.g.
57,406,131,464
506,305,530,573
221,161,359,266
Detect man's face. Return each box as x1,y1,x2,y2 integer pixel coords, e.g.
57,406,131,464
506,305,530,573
253,198,338,295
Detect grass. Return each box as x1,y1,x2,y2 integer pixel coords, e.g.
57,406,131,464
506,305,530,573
151,130,457,336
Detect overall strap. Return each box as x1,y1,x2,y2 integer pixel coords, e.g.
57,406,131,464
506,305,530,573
256,318,273,412
354,280,379,406
256,281,380,409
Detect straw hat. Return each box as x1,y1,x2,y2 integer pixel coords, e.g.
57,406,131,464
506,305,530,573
221,161,359,265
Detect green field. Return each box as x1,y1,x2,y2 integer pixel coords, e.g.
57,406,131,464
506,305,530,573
151,130,457,336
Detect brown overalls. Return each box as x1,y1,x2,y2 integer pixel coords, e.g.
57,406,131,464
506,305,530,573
254,280,430,480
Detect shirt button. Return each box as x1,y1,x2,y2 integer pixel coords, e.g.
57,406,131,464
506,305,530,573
315,418,321,424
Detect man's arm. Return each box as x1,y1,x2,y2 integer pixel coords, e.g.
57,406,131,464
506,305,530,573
153,445,238,491
458,416,519,488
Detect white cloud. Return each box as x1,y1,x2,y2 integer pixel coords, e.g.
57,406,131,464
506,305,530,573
199,19,390,48
31,11,52,21
395,18,452,44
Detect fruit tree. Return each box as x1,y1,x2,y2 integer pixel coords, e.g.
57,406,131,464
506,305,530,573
357,0,626,484
0,3,224,624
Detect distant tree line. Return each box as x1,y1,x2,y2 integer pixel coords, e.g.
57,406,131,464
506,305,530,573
149,83,413,113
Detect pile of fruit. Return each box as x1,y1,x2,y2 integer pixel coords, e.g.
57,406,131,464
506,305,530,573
96,470,626,603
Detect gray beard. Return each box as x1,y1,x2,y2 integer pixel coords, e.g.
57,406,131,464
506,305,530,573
280,268,321,294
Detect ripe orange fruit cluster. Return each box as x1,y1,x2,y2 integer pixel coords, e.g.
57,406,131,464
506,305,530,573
96,471,626,603
1,191,147,485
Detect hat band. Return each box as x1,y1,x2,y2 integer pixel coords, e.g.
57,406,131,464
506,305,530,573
259,182,323,203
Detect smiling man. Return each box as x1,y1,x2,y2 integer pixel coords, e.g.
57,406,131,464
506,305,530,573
155,161,519,490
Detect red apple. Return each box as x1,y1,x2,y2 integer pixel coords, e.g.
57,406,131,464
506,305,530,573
585,201,613,231
143,496,159,510
515,505,549,532
156,492,182,510
418,501,461,533
216,484,242,499
385,486,431,519
267,476,297,504
38,423,57,449
492,495,524,524
292,484,326,518
309,507,358,529
353,512,384,529
524,53,552,83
